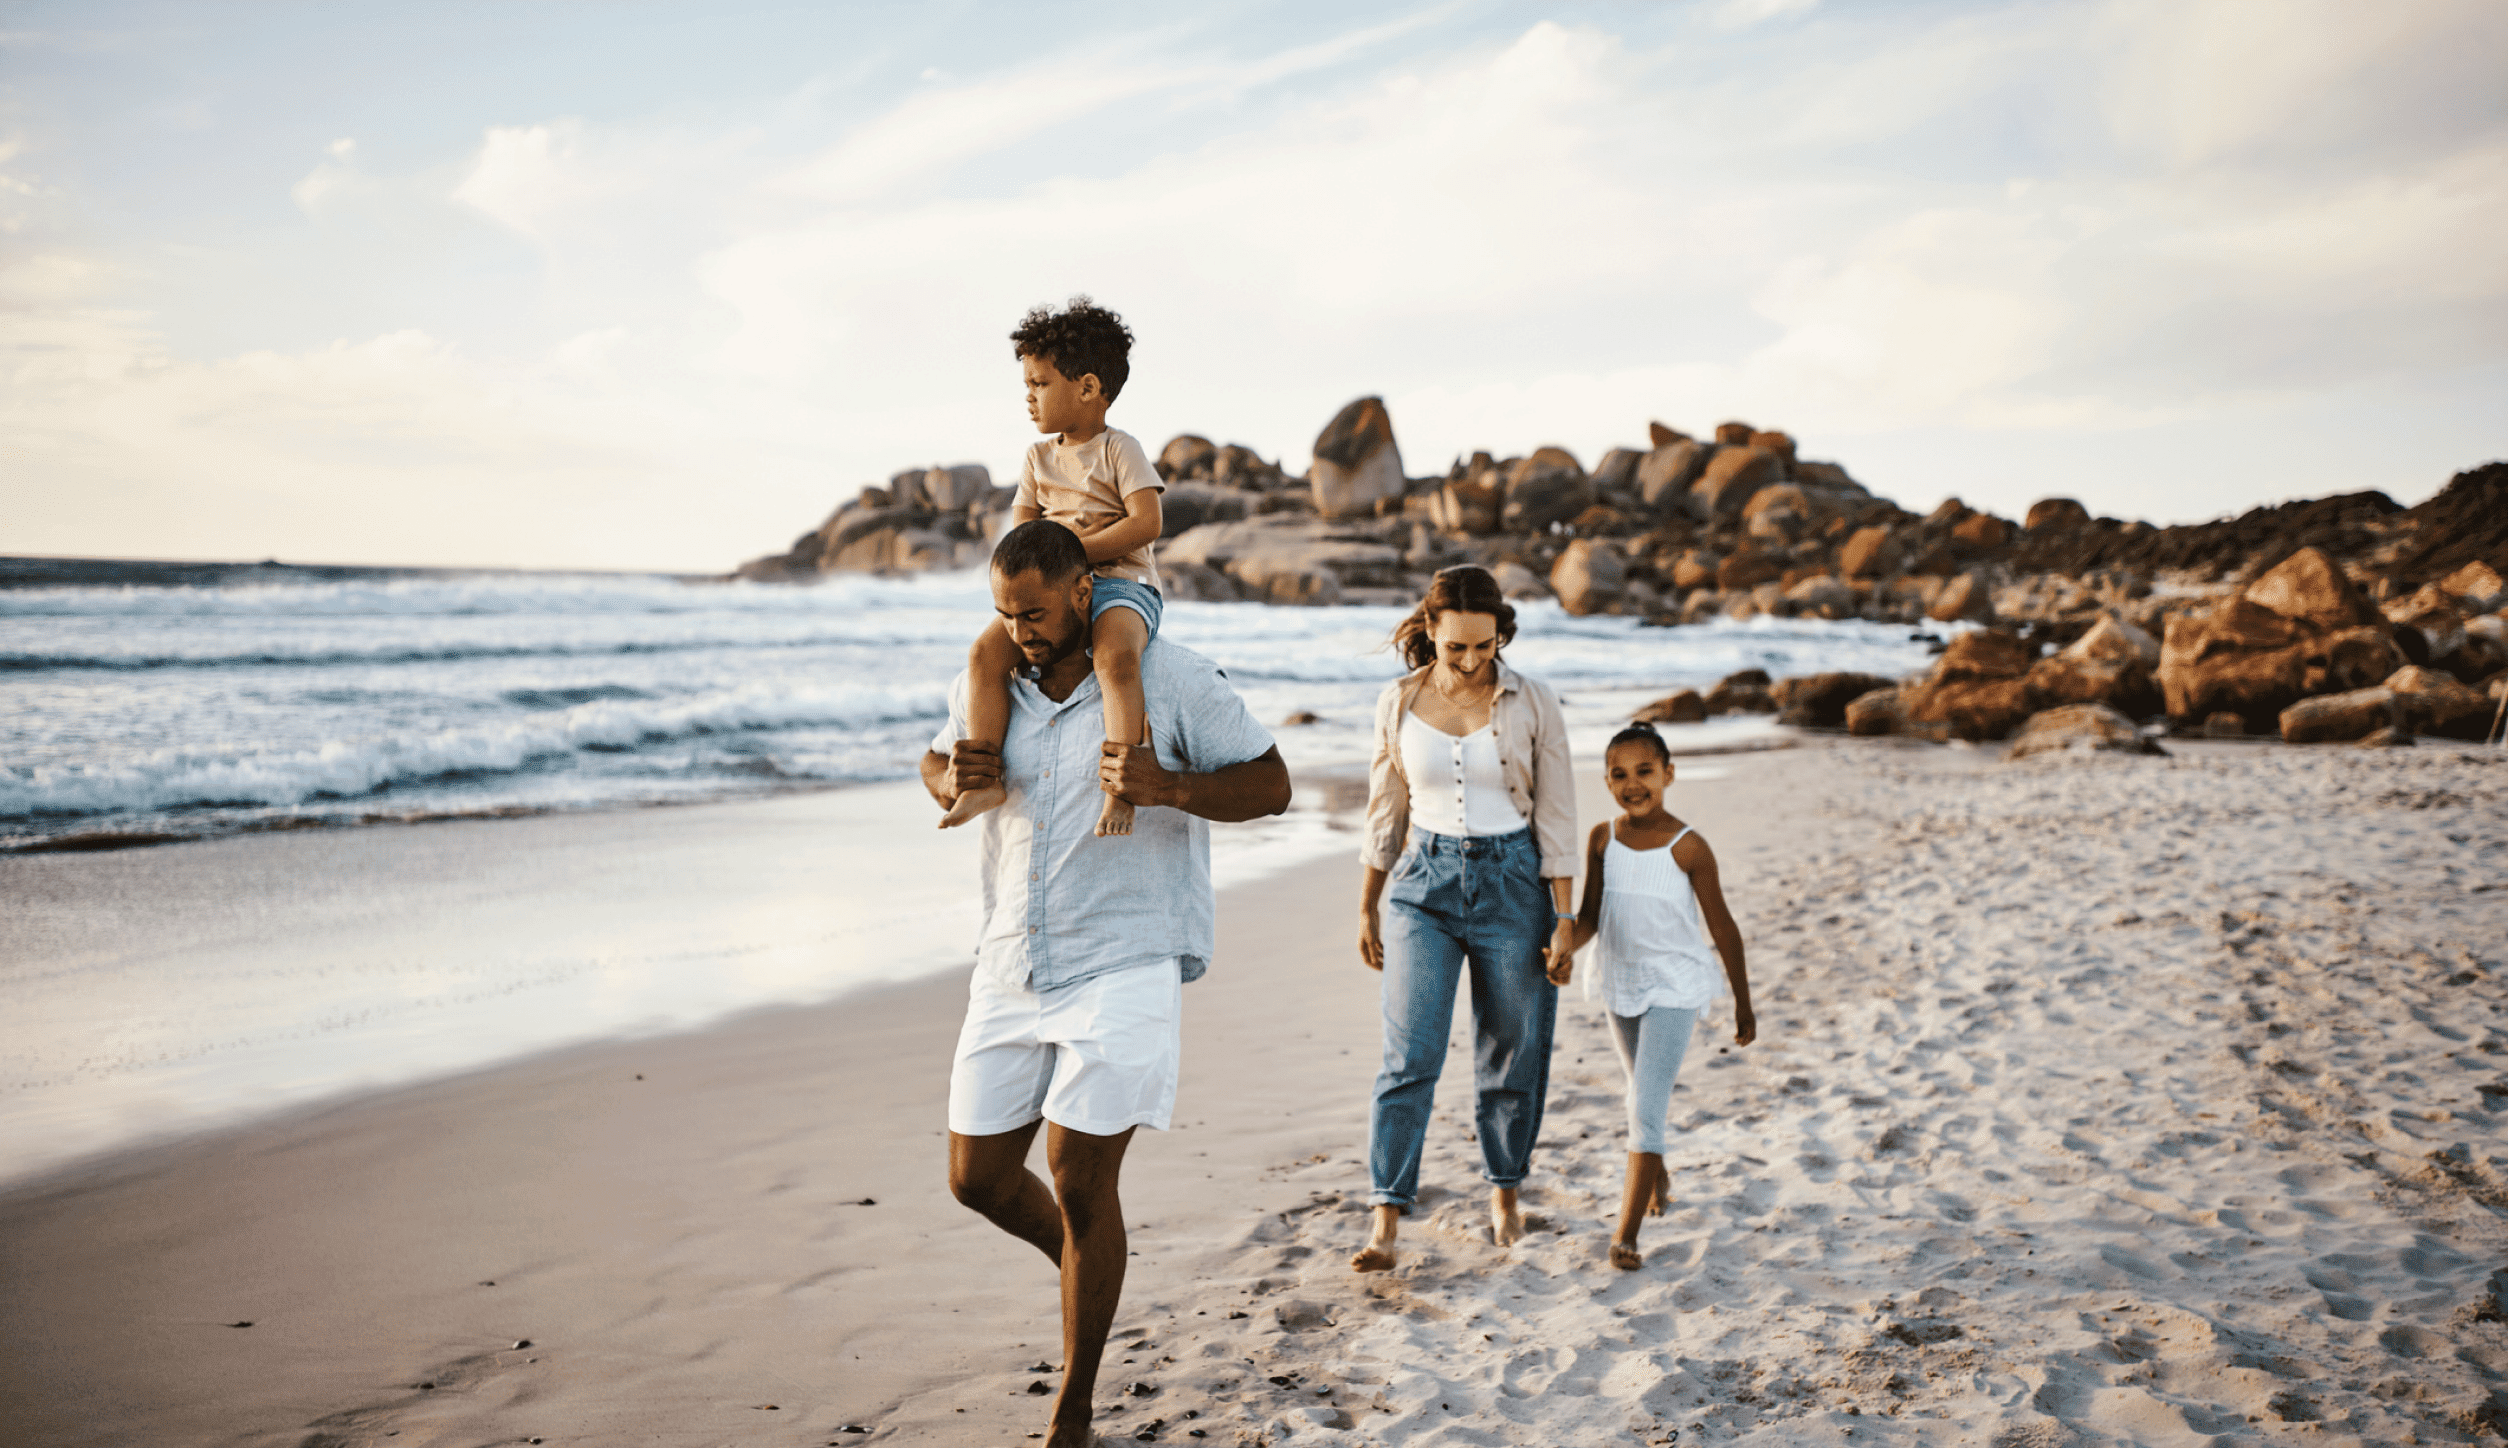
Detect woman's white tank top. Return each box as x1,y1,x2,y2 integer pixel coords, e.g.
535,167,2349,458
1400,712,1528,837
1588,828,1723,1016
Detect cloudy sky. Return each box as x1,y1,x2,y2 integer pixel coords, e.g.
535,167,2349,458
5,0,2503,571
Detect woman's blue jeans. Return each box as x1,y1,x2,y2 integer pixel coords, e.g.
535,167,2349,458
1369,826,1558,1206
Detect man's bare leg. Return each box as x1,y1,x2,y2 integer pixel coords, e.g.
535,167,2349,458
1045,1122,1136,1448
939,622,1019,828
1090,608,1150,838
1611,1152,1667,1270
1351,1202,1401,1273
947,1122,1061,1265
1490,1185,1525,1247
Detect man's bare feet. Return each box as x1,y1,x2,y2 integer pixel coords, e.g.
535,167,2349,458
1351,1203,1400,1272
1610,1239,1644,1270
938,785,1006,829
1490,1186,1525,1248
1094,792,1134,838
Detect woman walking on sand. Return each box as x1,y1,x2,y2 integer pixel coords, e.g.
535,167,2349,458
1352,565,1578,1272
1555,720,1755,1269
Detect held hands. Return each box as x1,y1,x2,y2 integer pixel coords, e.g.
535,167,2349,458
1543,920,1576,986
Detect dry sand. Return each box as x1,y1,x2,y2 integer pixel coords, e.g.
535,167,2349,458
3,740,2505,1446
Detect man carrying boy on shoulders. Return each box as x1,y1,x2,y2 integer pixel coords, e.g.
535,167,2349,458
923,518,1291,1448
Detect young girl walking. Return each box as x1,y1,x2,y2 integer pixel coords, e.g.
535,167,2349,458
1558,721,1756,1269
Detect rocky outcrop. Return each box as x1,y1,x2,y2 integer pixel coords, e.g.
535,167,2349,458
1504,448,1594,533
2156,548,2407,732
1771,671,1896,729
2279,686,2399,744
1310,397,1406,519
735,463,1009,580
1162,515,1405,607
1895,630,2041,741
2384,664,2494,740
2003,702,2165,760
1549,538,1626,617
1632,689,1707,724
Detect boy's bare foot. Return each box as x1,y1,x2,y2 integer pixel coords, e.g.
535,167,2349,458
1094,793,1134,838
938,786,1007,829
1351,1204,1400,1272
1610,1239,1643,1271
1490,1187,1525,1248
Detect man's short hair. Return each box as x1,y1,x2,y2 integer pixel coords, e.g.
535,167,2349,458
1011,296,1133,402
992,518,1091,583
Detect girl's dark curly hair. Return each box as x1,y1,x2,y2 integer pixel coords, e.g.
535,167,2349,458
1010,295,1134,401
1388,565,1518,670
1607,719,1672,764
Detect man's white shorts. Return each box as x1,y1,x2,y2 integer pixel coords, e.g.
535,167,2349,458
947,958,1183,1138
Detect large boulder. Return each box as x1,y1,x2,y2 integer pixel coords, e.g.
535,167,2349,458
1491,561,1551,600
1590,447,1645,494
2437,560,2506,613
1772,671,1897,729
1431,467,1503,536
1637,440,1710,510
1688,446,1783,520
2024,613,2163,717
1782,573,1855,619
1713,421,1757,446
1157,434,1217,479
2243,547,2382,631
1705,670,1776,714
1159,483,1253,536
2382,584,2468,663
2385,664,2494,739
1844,687,1904,736
1926,571,1995,624
2004,703,2166,760
1503,448,1595,532
1899,629,2041,740
1309,397,1405,519
2280,687,2399,744
1632,689,1708,724
1648,421,1687,447
1549,539,1627,617
1950,512,2012,551
1839,525,1898,578
1746,431,1797,470
915,463,994,511
1716,549,1785,592
1669,548,1721,592
1161,515,1398,605
2024,498,2091,532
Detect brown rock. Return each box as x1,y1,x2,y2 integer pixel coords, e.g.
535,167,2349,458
1794,461,1859,491
2158,597,2406,728
1503,450,1595,532
1281,709,1321,726
2384,664,2493,739
1309,397,1404,519
2242,546,2382,630
1490,561,1551,600
1740,483,1810,523
2437,560,2506,612
2003,702,2165,760
1839,525,1897,579
1636,440,1710,510
1704,671,1776,714
2202,712,2246,738
2355,724,2416,748
1159,561,1242,602
1926,498,1968,527
1431,472,1503,535
1783,574,1855,619
1844,687,1903,736
2382,584,2468,662
2027,653,2161,718
1926,572,1993,624
1746,431,1797,468
1157,435,1217,479
1716,550,1784,591
1647,420,1687,448
2279,687,2398,744
1935,629,2036,682
1670,549,1722,592
1771,671,1896,728
1901,676,2039,741
1713,421,1756,446
2066,613,2162,668
1549,539,1627,617
1590,447,1645,493
1689,446,1783,520
1632,689,1708,725
2024,498,2090,532
1949,512,2011,551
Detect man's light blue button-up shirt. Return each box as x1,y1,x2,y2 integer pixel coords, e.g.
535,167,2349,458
932,638,1275,993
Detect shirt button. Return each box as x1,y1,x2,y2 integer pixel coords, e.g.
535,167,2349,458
1031,871,1040,880
1029,925,1039,934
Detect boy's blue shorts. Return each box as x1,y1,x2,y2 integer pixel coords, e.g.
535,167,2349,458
1089,575,1163,640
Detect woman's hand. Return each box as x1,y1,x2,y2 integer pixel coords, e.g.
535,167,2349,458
1543,920,1576,986
1358,907,1385,972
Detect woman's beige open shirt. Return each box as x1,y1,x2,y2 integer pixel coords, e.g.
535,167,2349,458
1362,659,1579,879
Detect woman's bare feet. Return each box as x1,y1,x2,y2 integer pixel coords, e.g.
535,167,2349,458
1490,1186,1525,1247
1610,1239,1644,1270
1094,793,1134,838
1351,1204,1400,1272
938,785,1007,829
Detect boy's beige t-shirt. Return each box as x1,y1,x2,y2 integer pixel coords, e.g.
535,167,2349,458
1015,427,1165,587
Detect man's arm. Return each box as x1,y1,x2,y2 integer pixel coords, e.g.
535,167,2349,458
1098,741,1290,822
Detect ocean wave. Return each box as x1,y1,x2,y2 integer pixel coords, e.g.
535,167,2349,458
0,680,949,819
0,570,995,619
0,632,951,672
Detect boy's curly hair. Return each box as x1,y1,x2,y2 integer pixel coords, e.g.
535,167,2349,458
1011,295,1134,402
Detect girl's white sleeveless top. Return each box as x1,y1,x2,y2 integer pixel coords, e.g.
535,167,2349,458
1588,828,1723,1016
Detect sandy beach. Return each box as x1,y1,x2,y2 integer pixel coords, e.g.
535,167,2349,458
4,739,2506,1447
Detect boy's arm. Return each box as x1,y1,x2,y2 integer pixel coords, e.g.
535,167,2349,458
1679,835,1756,1045
1010,501,1043,527
1075,489,1161,565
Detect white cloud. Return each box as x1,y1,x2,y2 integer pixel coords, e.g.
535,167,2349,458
1710,0,1820,32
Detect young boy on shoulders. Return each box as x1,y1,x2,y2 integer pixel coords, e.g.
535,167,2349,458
938,296,1165,838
